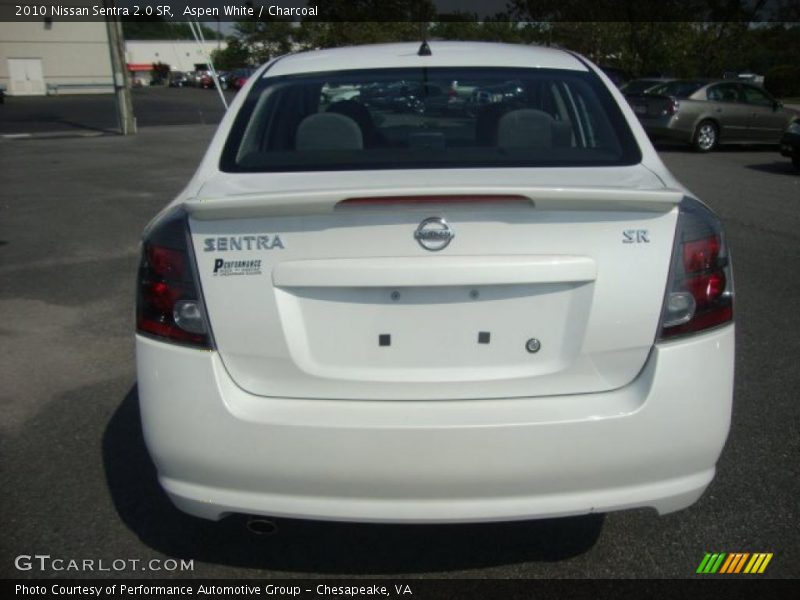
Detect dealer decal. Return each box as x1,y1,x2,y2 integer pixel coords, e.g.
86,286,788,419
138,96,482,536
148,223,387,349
203,235,284,251
212,258,262,277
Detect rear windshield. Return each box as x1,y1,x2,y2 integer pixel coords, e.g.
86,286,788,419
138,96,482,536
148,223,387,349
647,80,705,98
622,79,662,94
221,67,641,172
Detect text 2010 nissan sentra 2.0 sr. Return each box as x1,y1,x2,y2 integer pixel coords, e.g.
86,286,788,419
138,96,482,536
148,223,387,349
135,42,734,523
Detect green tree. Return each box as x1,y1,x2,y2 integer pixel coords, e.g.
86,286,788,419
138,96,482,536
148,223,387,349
295,21,424,50
211,38,253,70
430,19,544,44
232,19,296,64
150,61,170,85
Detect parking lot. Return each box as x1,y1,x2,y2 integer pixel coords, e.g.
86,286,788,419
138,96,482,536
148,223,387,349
1,91,798,579
0,87,235,135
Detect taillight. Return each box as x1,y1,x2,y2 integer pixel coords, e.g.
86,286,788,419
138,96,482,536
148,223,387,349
664,98,680,116
136,208,211,348
658,197,733,340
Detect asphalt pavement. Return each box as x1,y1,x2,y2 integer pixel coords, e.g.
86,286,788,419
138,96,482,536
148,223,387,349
0,86,234,135
0,121,798,580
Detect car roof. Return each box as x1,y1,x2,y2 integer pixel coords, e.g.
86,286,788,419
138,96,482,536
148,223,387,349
264,42,589,78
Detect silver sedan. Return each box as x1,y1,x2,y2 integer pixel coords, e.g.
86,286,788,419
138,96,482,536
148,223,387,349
627,79,798,151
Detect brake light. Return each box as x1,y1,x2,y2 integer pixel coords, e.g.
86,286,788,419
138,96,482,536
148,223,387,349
136,208,211,348
664,98,680,116
658,198,733,340
338,194,531,207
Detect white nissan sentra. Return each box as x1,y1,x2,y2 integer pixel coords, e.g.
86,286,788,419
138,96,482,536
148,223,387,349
135,42,734,523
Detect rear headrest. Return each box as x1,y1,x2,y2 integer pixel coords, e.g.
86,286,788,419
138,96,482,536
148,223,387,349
327,100,382,147
497,109,555,149
296,112,363,151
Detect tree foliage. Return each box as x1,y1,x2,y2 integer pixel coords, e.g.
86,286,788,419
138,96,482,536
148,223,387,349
210,38,253,70
232,19,296,64
210,12,798,87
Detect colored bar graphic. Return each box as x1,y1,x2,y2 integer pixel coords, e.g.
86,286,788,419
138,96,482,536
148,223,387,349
698,552,773,574
721,553,749,573
719,554,736,573
744,553,774,574
710,553,726,573
696,553,713,573
734,553,750,573
758,553,773,573
697,553,727,573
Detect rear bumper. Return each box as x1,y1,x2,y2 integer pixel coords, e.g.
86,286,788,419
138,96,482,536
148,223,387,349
639,116,693,143
136,325,734,523
780,131,800,158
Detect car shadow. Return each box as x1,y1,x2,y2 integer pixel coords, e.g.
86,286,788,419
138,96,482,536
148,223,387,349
651,141,692,153
653,142,782,154
103,385,605,574
745,161,799,176
15,112,118,135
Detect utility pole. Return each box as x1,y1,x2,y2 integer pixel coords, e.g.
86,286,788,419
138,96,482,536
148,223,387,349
105,4,136,135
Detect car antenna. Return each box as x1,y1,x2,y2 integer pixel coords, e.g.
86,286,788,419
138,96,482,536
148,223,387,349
417,22,431,56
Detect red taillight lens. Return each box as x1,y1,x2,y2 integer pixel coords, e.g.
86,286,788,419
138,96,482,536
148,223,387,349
684,270,726,309
146,245,187,280
136,209,211,348
683,235,720,272
659,199,733,340
664,98,679,116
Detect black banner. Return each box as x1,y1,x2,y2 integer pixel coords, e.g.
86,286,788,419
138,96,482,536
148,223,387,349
1,578,781,600
1,0,798,22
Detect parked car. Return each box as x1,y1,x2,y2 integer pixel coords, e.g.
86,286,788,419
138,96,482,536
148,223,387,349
199,72,215,89
621,78,675,96
168,72,188,88
466,80,525,115
360,80,415,110
780,120,800,170
723,71,765,86
215,71,230,90
321,84,361,104
391,82,446,114
599,65,628,87
229,68,255,91
628,79,799,151
136,42,734,524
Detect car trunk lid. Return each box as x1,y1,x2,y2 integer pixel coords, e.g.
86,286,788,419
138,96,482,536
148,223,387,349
626,93,677,119
188,168,681,400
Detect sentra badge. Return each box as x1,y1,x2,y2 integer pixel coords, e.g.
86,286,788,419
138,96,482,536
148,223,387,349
203,235,284,251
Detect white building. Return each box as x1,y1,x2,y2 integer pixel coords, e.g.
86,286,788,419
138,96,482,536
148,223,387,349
0,21,113,95
125,40,228,79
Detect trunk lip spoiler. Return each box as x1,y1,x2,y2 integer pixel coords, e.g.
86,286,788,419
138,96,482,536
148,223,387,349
183,187,684,219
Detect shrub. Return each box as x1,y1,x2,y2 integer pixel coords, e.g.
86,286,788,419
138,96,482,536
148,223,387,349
764,65,800,98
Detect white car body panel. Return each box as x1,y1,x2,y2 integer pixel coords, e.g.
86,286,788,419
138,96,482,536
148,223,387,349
136,42,734,523
189,196,679,400
137,324,733,522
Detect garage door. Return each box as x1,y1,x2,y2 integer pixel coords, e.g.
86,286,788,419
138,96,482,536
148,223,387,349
8,58,45,96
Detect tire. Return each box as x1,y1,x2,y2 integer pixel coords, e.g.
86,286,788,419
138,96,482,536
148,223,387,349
793,156,800,171
693,120,718,152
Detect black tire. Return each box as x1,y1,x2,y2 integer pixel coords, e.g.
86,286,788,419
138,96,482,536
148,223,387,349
693,120,718,152
793,156,800,171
